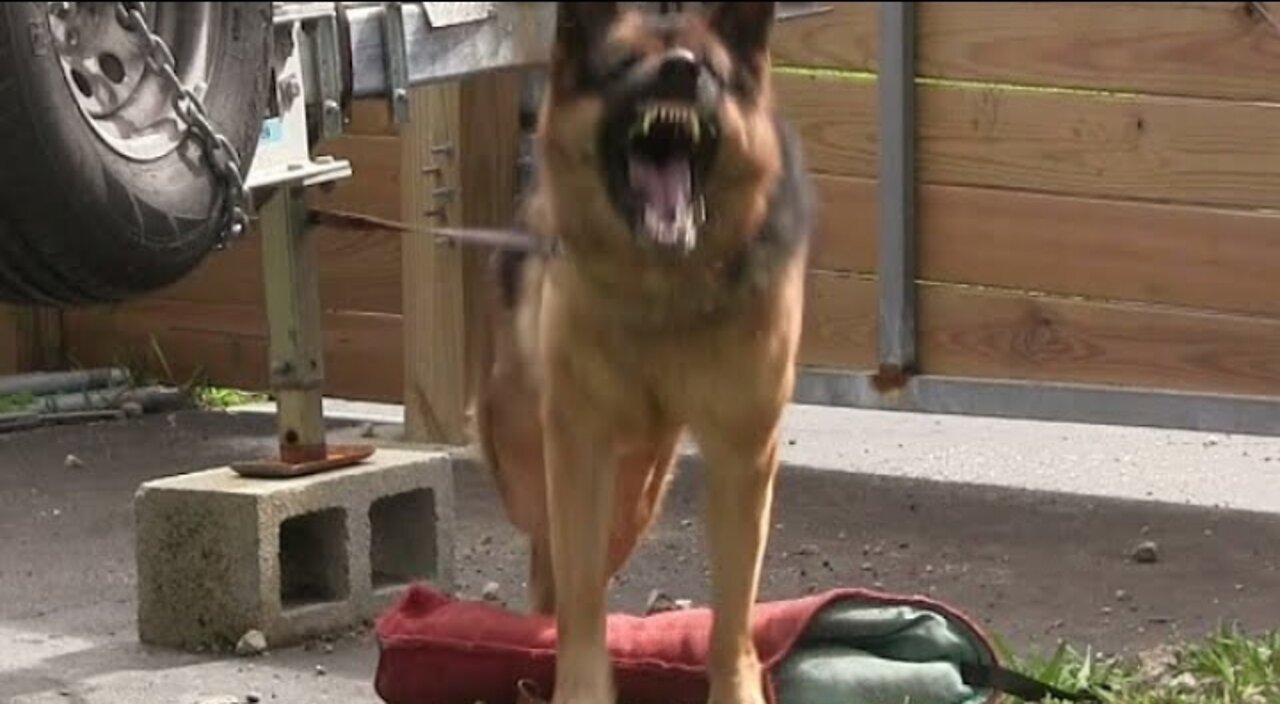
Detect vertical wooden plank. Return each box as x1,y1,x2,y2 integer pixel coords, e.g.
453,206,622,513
0,305,62,374
402,82,469,443
21,307,64,371
0,305,20,375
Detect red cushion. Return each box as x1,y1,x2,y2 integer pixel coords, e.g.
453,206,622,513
373,583,995,704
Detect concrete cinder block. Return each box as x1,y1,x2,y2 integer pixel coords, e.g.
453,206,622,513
135,447,454,652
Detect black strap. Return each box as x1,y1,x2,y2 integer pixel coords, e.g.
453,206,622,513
961,663,1103,703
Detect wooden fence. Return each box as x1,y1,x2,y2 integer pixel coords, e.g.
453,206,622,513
5,3,1280,436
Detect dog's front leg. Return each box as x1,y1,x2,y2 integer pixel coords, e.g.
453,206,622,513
697,422,782,704
544,393,617,704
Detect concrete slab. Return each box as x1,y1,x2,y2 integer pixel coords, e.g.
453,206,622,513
136,448,454,652
256,397,1280,514
1,408,1277,703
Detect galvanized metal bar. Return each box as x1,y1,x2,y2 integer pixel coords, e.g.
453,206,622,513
793,369,1280,438
313,10,346,137
380,1,411,123
259,186,328,464
345,2,557,98
876,1,917,381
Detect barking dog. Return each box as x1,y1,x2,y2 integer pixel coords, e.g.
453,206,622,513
473,3,815,703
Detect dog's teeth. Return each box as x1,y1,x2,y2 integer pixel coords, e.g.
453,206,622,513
642,109,654,135
690,117,700,144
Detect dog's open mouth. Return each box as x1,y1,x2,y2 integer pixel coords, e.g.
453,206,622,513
615,101,717,253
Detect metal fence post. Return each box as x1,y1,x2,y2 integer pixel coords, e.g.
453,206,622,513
876,1,917,387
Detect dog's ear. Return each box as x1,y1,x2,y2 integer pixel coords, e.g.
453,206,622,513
554,2,620,66
705,1,776,62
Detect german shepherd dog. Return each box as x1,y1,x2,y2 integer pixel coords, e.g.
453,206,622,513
473,3,814,702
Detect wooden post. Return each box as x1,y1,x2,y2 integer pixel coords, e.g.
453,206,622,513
459,69,523,407
402,81,467,444
401,70,524,444
260,185,327,463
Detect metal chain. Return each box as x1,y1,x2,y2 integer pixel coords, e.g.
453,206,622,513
112,1,251,248
1251,1,1280,34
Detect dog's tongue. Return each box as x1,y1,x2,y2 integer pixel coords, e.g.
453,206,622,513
629,156,692,245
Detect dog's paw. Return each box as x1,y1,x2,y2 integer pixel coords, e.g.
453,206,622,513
707,687,768,704
707,655,767,704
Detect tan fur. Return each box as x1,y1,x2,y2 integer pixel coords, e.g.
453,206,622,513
471,5,808,703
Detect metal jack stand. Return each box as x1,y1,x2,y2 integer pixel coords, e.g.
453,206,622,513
230,5,368,478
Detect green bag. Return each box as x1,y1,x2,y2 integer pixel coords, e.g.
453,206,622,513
770,592,1100,704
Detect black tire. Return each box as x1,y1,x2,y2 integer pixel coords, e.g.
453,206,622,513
0,2,273,306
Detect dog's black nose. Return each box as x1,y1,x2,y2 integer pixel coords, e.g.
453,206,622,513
656,50,700,98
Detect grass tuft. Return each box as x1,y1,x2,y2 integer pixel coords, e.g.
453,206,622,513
193,386,269,410
1001,624,1280,703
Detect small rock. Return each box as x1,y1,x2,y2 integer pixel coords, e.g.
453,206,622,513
121,401,144,418
359,422,377,438
1101,606,1113,616
235,630,267,657
323,642,335,654
837,531,847,540
64,454,84,469
58,689,71,698
1140,525,1151,535
1131,541,1160,564
645,589,682,615
673,599,692,610
796,544,819,557
924,564,934,574
247,694,262,704
680,519,694,529
860,562,873,572
480,534,493,546
1235,583,1245,592
481,582,501,601
315,664,327,676
1115,589,1132,602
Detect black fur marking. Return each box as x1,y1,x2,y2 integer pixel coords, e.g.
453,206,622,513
495,248,530,310
718,114,817,294
758,115,818,253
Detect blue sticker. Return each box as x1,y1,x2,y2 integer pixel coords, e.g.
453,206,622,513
259,117,284,144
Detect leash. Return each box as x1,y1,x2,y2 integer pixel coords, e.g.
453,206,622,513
962,663,1105,703
304,207,556,254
